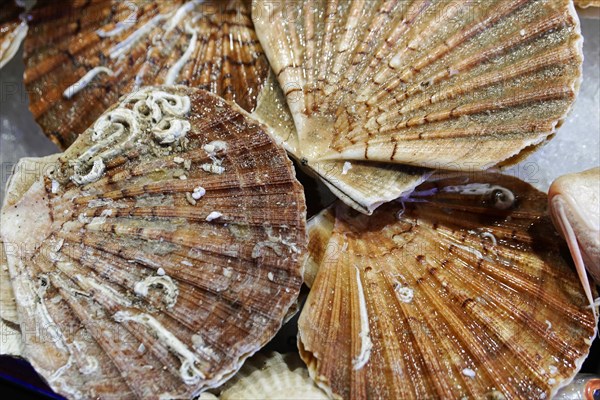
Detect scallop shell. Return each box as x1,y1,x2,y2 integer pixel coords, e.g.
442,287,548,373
0,86,307,399
215,352,328,399
252,0,583,196
299,173,597,400
0,0,27,69
24,0,269,149
1,155,60,358
575,0,600,8
1,245,22,357
254,72,430,215
549,167,600,307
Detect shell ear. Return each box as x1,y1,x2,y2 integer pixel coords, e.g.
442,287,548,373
551,195,596,312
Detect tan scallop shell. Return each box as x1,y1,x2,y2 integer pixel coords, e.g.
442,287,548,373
24,0,269,149
299,173,597,400
1,245,21,356
253,0,583,206
549,167,600,307
0,86,307,399
215,352,328,400
575,0,600,8
0,0,27,69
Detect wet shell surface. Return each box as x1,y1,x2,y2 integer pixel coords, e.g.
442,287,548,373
0,0,27,69
25,0,269,149
253,0,583,193
215,352,328,399
299,173,597,400
0,86,307,399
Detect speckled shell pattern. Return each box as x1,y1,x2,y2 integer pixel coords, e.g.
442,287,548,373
24,0,269,149
0,0,27,69
299,173,597,400
1,86,307,399
253,0,583,170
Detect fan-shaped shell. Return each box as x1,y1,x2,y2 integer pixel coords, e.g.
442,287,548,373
24,0,269,149
0,86,307,399
215,352,328,399
0,0,27,69
252,0,583,173
299,173,597,400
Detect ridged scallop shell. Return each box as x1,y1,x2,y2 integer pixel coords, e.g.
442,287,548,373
575,0,600,8
0,86,307,399
0,0,27,69
24,0,269,149
215,352,328,399
549,167,600,307
252,73,430,215
252,0,583,203
299,173,597,400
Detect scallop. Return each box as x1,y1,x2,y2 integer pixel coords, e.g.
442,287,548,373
575,0,600,8
549,167,600,308
253,0,583,212
0,0,27,69
24,0,270,149
215,352,328,400
299,173,597,400
0,86,307,399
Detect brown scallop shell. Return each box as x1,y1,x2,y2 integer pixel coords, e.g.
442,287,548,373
1,86,307,399
24,0,269,149
253,0,583,206
299,173,597,400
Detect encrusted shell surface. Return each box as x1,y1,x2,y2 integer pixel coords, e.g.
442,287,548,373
215,352,328,399
0,86,307,399
0,0,27,69
24,0,269,149
252,0,583,177
299,173,597,400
